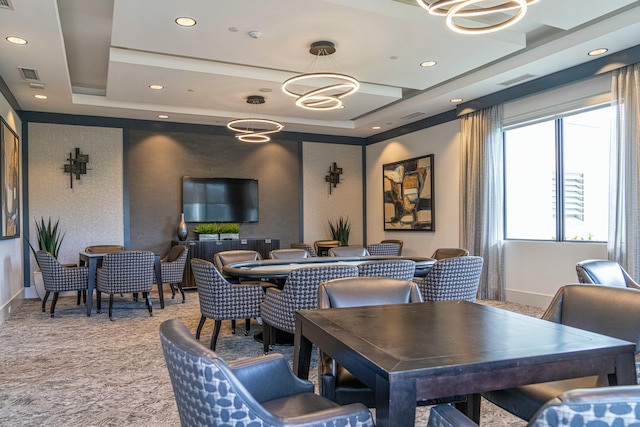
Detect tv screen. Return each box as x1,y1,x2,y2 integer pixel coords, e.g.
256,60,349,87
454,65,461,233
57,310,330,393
182,177,259,223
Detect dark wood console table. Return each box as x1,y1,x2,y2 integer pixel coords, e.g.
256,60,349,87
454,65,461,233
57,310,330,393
172,238,280,289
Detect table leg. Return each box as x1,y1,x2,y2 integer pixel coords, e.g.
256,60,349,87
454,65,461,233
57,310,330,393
293,318,312,379
86,258,97,317
375,375,416,427
155,255,164,309
456,394,481,423
611,350,637,386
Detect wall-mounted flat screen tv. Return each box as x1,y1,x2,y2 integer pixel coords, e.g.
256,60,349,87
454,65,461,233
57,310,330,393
182,177,259,223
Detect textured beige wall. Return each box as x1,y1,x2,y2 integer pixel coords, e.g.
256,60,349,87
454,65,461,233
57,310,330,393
27,123,123,286
302,142,363,246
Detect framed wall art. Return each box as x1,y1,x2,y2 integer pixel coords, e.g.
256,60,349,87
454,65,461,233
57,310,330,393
383,154,434,231
1,117,20,239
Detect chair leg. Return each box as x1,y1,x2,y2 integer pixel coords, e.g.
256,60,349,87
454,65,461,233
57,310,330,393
263,323,271,354
146,292,153,316
245,318,251,336
178,283,185,303
210,320,222,351
196,315,206,340
83,290,87,303
76,291,81,305
231,319,236,334
50,292,59,318
96,290,102,313
169,284,176,299
42,291,50,312
109,294,114,320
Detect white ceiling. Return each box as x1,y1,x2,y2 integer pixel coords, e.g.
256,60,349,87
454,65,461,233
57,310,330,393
1,0,639,138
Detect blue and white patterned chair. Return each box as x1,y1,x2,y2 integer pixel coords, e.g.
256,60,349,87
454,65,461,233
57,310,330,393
96,251,156,320
260,265,358,353
36,250,88,318
191,258,263,350
427,386,640,427
290,242,318,257
159,319,375,427
366,242,402,256
357,259,416,281
415,256,483,302
158,245,188,303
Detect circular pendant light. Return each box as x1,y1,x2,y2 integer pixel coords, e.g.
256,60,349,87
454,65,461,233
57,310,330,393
226,96,284,143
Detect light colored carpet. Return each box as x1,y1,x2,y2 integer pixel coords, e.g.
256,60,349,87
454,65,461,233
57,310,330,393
0,291,543,426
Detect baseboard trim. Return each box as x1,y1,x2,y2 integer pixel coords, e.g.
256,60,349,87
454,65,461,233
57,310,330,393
505,289,553,309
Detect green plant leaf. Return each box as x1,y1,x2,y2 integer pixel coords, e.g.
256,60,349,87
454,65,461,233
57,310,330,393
328,216,350,246
28,217,65,267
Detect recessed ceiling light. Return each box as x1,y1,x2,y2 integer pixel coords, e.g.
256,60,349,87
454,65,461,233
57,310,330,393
228,27,239,32
259,88,272,93
450,98,463,103
390,56,399,60
6,36,27,45
34,94,47,100
175,17,196,27
372,126,381,130
158,114,169,119
588,48,608,56
420,60,437,67
149,84,164,90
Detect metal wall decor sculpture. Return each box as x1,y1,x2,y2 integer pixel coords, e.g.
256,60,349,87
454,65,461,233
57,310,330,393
325,162,343,194
383,154,434,231
63,147,90,189
1,117,20,239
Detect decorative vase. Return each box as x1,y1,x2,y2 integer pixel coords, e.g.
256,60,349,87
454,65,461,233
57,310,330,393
33,269,46,301
176,213,188,241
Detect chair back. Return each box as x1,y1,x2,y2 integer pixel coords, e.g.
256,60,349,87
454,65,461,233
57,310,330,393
213,250,262,277
36,250,79,292
319,277,422,308
97,251,155,293
159,319,279,426
328,246,370,257
85,245,125,253
542,284,640,354
430,247,469,260
290,242,317,257
381,239,403,254
576,259,640,289
269,248,309,259
281,265,358,312
161,245,188,283
191,258,236,318
419,256,483,302
314,240,339,256
357,259,416,281
366,242,402,256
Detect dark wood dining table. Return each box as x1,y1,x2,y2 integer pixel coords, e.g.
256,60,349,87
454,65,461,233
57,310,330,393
78,252,163,316
293,301,637,427
222,255,436,281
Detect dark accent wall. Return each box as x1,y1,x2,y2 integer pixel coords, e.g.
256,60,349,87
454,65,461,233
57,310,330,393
127,130,299,255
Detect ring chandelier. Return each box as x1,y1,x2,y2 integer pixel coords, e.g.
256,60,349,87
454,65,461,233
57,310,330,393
282,41,359,111
416,0,540,35
226,96,284,143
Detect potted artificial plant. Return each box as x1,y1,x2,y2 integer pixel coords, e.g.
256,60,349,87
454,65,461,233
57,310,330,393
218,223,240,240
193,223,221,240
28,217,65,300
329,216,351,246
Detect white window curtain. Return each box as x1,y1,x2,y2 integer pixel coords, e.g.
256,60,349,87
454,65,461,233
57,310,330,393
609,63,640,278
459,105,504,300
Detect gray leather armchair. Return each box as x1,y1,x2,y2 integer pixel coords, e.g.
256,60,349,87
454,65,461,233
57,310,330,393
159,319,374,427
213,249,262,283
269,248,309,259
430,247,469,260
327,246,370,257
481,284,640,422
576,259,640,289
428,386,640,427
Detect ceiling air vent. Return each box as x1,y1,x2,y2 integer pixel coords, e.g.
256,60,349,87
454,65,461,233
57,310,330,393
499,74,537,86
18,67,40,82
0,0,14,9
400,112,426,121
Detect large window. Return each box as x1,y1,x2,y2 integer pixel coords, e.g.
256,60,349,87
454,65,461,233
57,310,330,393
504,105,611,241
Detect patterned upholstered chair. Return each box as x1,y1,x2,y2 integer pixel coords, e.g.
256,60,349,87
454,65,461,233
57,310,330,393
431,247,469,260
576,259,640,289
159,319,374,427
36,250,89,317
328,246,370,257
290,242,318,257
416,256,483,302
191,258,263,350
260,265,358,353
158,245,189,303
317,277,423,406
269,248,309,259
481,284,640,422
366,242,402,256
428,386,640,427
357,259,416,281
96,251,155,320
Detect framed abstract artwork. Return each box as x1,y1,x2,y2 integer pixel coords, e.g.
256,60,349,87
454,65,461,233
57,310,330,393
1,117,20,239
383,154,434,231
